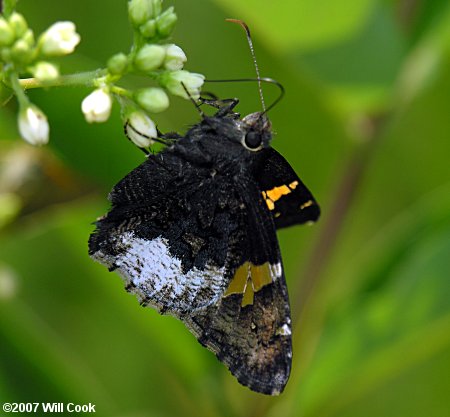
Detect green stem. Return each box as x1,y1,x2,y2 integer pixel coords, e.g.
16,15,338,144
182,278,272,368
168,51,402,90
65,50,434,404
9,71,29,107
18,69,108,90
110,85,132,98
2,0,18,17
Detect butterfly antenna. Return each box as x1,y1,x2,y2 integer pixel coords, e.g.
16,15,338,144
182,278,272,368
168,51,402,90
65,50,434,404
226,19,266,113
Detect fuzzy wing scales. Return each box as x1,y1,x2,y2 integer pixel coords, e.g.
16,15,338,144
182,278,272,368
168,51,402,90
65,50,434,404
89,151,243,315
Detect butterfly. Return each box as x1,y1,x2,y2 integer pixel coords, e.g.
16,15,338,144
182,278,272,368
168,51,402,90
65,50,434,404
88,97,320,395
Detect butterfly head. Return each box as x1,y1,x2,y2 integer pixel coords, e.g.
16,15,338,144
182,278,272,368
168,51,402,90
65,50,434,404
240,111,272,152
197,110,272,157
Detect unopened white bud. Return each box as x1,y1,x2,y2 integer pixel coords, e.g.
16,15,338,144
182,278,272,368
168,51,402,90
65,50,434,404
161,70,204,100
22,29,35,47
163,44,186,71
32,62,59,82
81,88,112,123
151,0,162,17
107,53,128,75
18,104,50,146
134,44,166,72
135,87,169,113
10,39,33,63
39,21,80,56
128,0,154,26
8,13,28,38
0,17,15,46
125,110,157,147
139,20,156,38
156,7,177,38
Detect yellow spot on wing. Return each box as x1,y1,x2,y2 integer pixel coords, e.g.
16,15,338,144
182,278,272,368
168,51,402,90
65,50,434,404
251,263,273,291
262,184,294,211
289,181,299,190
242,280,254,306
224,262,249,296
266,185,291,202
300,200,314,210
266,199,275,210
224,261,274,306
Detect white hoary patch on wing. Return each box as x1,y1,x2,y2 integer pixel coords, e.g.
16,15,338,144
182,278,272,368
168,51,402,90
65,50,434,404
271,262,282,280
91,231,226,315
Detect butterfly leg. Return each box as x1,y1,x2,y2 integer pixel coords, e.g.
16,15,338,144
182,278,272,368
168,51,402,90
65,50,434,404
199,97,240,118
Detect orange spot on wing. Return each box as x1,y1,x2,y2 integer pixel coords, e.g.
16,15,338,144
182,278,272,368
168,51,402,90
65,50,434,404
266,185,291,202
266,199,275,210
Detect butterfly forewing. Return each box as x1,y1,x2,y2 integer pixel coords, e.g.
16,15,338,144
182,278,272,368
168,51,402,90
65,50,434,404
254,148,320,229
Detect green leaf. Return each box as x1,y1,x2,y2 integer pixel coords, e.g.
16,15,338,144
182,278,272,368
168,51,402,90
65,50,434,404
211,0,376,52
289,185,450,417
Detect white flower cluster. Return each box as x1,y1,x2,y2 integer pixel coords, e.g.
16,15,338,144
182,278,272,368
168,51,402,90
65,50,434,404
78,0,205,136
1,13,80,145
4,0,205,150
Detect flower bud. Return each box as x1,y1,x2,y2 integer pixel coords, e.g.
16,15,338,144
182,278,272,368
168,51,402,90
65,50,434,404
134,44,166,72
128,0,154,27
0,17,14,46
1,48,11,61
135,87,169,113
10,39,33,64
22,29,35,47
32,62,59,83
152,0,162,17
161,70,204,100
156,7,177,38
107,53,128,75
139,19,156,38
81,88,112,123
18,104,50,146
39,21,80,56
163,44,186,71
125,110,158,147
8,13,28,38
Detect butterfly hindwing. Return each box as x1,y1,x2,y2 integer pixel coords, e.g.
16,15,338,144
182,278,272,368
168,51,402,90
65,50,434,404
185,275,291,396
184,181,292,395
254,148,320,229
89,150,241,315
89,144,293,394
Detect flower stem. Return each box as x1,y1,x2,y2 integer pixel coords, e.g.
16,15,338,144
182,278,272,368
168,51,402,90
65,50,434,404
110,85,132,98
2,0,18,17
19,69,108,90
9,71,29,108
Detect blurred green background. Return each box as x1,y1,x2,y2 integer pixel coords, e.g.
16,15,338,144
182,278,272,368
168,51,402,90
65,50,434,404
1,1,450,416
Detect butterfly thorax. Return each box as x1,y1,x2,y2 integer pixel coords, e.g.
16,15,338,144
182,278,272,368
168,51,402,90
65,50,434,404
168,112,273,180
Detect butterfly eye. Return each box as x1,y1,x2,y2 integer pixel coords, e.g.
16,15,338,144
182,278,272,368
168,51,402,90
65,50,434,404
243,130,263,151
